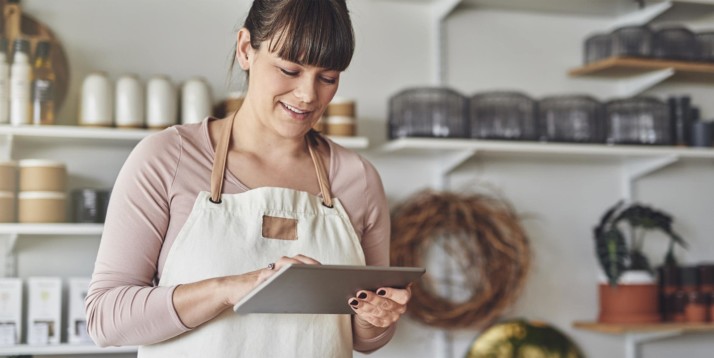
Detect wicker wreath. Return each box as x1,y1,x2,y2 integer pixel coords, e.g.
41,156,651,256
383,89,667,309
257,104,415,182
391,190,530,328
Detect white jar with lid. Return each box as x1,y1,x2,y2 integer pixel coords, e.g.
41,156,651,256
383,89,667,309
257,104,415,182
80,72,113,127
115,74,144,128
146,75,177,129
181,77,212,124
19,191,66,223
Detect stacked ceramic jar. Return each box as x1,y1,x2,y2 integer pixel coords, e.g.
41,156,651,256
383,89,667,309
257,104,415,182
0,161,16,222
17,159,66,223
658,264,714,323
80,73,213,129
324,98,357,136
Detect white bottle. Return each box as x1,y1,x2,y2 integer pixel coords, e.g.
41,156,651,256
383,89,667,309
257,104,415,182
79,72,113,127
9,39,31,126
115,74,144,128
0,38,9,124
181,77,212,124
146,75,177,129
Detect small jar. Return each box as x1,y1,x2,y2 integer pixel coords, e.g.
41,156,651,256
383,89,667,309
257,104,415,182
0,191,15,222
699,264,714,294
18,159,66,192
658,265,680,321
679,266,699,293
79,72,113,127
326,98,356,137
146,76,178,129
685,291,709,323
671,291,688,322
18,191,66,223
181,78,212,124
115,74,144,128
72,189,102,223
0,161,17,192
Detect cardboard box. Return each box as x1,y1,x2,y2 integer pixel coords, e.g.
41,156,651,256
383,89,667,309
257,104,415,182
67,278,92,344
27,277,62,345
0,278,22,346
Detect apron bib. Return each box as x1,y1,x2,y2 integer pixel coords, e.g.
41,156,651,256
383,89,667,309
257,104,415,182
138,115,366,358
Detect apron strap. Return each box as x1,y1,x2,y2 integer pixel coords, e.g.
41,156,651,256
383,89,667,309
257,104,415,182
308,140,334,208
209,112,333,207
209,111,237,203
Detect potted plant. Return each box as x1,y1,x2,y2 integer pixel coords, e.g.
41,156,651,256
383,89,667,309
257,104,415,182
593,200,687,324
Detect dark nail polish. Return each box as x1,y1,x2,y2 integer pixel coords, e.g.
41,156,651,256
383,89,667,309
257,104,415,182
377,289,386,296
349,299,359,306
358,292,367,299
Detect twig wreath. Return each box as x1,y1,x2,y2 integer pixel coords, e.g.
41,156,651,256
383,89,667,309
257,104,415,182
391,190,531,328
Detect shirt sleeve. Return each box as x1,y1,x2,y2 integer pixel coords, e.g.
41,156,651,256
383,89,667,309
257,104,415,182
352,156,397,353
85,128,190,347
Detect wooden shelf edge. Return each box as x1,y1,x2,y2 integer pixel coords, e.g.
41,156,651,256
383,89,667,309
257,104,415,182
573,320,714,334
569,57,714,77
0,344,138,355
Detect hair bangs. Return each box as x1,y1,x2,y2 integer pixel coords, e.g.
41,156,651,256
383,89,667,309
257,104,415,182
266,0,354,71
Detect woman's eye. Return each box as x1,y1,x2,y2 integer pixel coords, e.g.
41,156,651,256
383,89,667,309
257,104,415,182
280,68,299,76
320,77,337,85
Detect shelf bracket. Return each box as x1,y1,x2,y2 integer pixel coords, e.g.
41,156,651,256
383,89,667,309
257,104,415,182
611,1,673,28
615,68,674,98
622,154,679,201
624,329,683,358
434,149,477,190
430,0,462,85
1,233,18,277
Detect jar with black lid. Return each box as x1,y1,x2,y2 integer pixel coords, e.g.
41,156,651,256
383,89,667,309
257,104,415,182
699,264,714,293
658,265,680,321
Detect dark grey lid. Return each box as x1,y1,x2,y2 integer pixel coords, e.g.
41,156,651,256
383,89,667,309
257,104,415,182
35,40,51,58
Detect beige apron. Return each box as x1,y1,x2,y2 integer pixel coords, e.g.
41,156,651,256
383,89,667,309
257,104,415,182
138,115,366,358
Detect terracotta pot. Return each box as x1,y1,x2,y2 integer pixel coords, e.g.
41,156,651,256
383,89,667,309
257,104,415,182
598,271,661,324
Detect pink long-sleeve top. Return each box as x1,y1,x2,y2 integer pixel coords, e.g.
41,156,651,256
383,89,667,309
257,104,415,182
85,117,395,352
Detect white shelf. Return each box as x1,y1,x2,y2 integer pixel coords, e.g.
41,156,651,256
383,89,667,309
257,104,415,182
0,124,369,149
0,344,137,355
0,223,104,236
381,137,714,159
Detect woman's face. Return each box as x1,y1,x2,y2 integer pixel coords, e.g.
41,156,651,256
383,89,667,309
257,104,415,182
240,31,341,139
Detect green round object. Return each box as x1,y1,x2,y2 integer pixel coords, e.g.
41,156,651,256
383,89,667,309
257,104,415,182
466,320,584,358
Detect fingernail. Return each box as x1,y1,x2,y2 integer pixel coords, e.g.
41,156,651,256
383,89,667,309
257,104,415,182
349,299,359,306
357,292,367,299
377,289,386,296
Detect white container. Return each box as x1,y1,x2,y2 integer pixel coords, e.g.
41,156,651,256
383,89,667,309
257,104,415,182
115,74,144,128
181,77,212,124
9,39,31,126
67,278,92,344
0,161,16,191
0,40,10,124
18,159,66,192
80,72,113,127
27,277,62,345
18,192,66,223
146,75,177,129
0,191,14,223
0,278,22,346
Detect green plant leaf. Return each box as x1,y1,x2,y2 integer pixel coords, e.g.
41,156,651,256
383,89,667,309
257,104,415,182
629,250,651,272
595,228,627,286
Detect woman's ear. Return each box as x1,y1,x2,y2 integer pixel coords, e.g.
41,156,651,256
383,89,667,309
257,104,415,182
236,28,253,71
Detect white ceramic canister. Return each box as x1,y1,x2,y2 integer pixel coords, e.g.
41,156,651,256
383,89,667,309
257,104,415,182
18,159,66,192
0,161,16,192
146,75,177,129
18,191,66,223
79,72,113,126
0,191,15,222
115,74,144,128
181,77,212,124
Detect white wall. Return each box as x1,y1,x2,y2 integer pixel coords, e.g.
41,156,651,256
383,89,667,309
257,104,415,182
9,1,714,358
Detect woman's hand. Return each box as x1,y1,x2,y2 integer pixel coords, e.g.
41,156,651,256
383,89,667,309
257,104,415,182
254,254,321,286
348,284,412,328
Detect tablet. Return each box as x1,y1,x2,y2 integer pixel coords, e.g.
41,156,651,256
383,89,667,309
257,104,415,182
233,264,425,314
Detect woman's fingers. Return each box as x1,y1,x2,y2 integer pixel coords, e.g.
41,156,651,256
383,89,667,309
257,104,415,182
375,286,412,305
273,255,321,270
348,289,406,327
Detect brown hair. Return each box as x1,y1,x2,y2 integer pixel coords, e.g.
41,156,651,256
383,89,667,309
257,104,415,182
238,0,354,71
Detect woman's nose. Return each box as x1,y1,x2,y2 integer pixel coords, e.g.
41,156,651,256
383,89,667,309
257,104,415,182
294,77,317,104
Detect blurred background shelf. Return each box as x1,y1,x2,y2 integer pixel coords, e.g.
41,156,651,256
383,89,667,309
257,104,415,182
0,344,138,356
573,321,714,334
0,223,103,236
568,57,714,79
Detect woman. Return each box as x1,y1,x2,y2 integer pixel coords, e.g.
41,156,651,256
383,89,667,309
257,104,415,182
85,0,410,356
